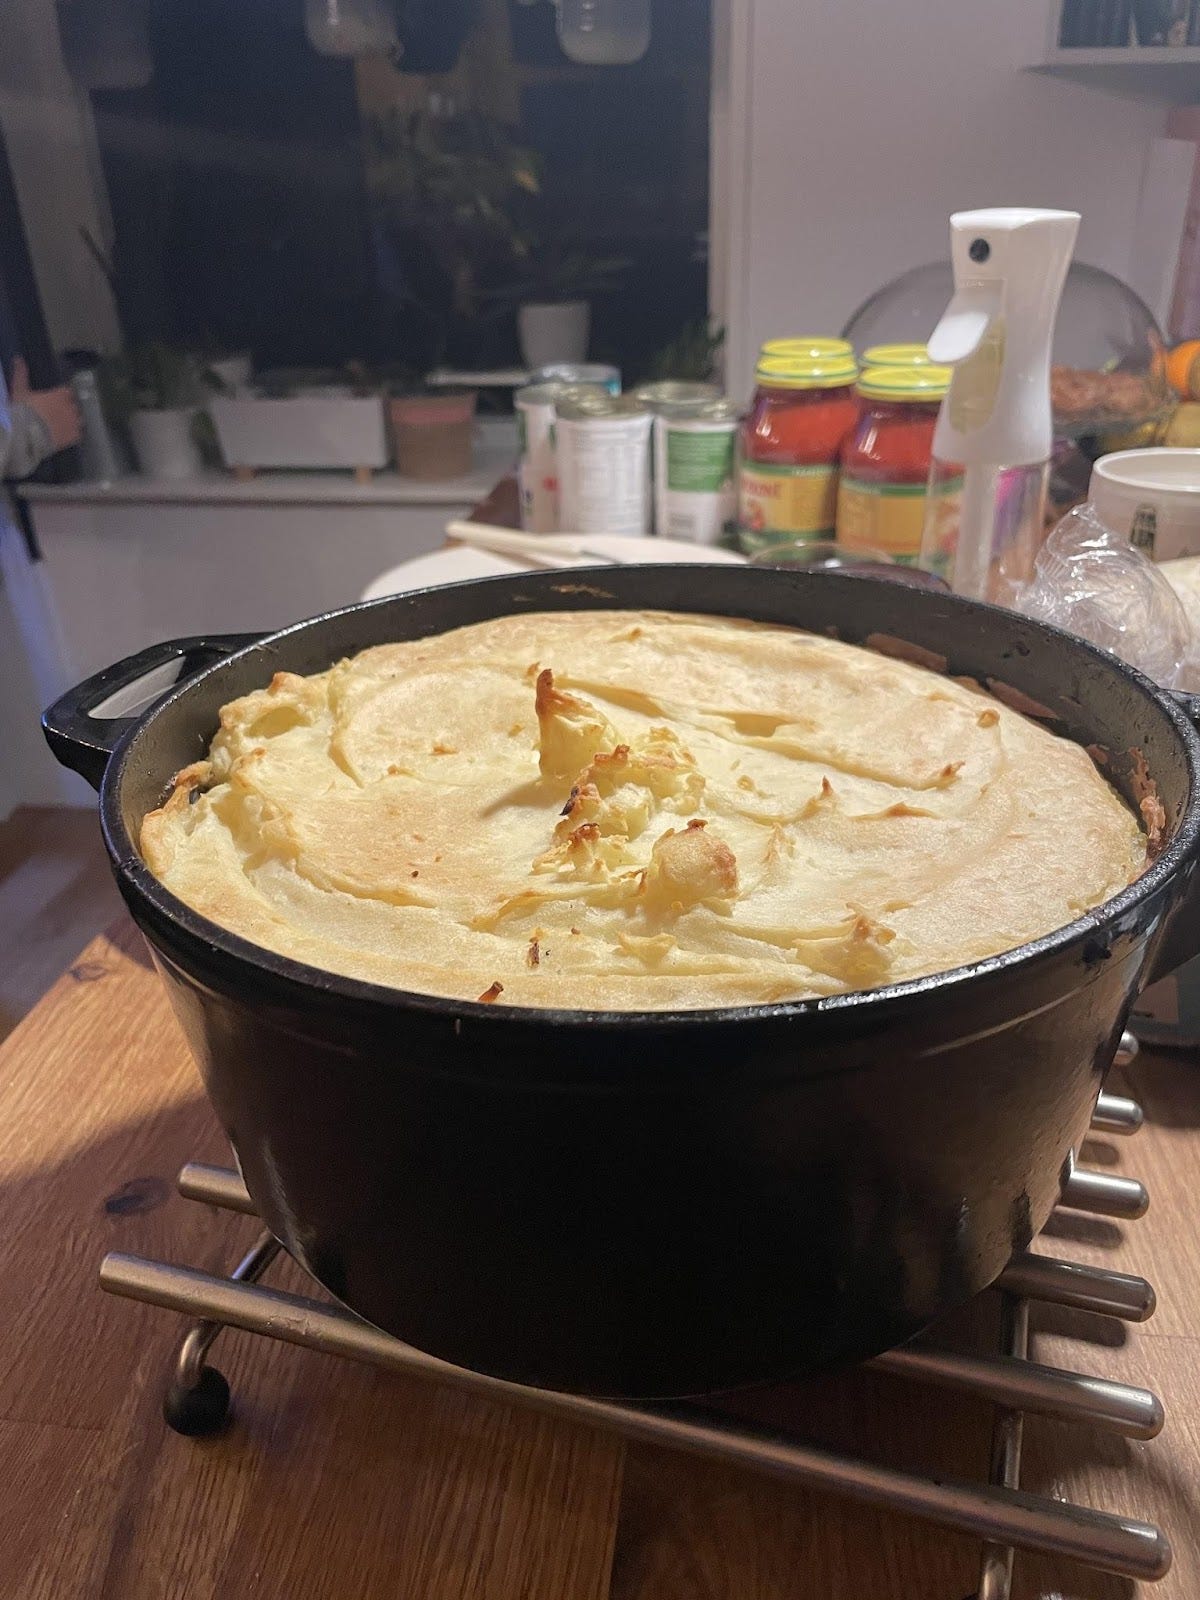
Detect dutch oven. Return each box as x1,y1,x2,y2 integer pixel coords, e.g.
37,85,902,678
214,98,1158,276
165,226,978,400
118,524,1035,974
43,566,1200,1397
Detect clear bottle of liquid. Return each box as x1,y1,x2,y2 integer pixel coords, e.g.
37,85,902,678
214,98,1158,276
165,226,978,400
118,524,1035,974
556,0,651,64
70,369,128,482
922,457,1050,606
918,208,1079,603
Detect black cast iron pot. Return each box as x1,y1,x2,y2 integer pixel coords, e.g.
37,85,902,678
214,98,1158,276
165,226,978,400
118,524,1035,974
43,567,1200,1398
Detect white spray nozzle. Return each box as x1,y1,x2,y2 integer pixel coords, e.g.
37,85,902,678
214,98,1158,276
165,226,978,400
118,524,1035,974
927,284,1001,364
919,208,1080,603
928,207,1079,469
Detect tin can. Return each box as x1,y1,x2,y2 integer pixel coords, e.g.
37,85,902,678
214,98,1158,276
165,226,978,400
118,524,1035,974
531,362,621,396
556,392,653,536
652,398,740,545
514,382,604,533
631,380,721,411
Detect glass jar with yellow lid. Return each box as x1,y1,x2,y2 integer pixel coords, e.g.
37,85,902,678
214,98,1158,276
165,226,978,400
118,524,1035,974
738,348,859,553
759,335,854,361
836,364,953,564
856,342,933,369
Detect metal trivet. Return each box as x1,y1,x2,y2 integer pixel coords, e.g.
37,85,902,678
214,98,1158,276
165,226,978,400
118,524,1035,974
100,1031,1172,1599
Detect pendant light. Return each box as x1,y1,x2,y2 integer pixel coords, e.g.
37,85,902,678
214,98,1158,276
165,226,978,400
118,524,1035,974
555,0,650,64
304,0,399,58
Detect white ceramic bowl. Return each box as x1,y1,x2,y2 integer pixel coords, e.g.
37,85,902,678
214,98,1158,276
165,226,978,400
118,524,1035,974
361,535,744,602
1090,448,1200,562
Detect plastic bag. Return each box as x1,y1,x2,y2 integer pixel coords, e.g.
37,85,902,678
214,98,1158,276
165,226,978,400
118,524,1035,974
1158,555,1200,693
1015,502,1192,688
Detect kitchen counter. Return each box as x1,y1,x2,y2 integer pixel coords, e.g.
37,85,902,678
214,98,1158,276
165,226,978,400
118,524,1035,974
2,917,1198,1597
18,449,514,510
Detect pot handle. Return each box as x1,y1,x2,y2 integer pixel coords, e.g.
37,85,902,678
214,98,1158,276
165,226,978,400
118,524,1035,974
43,633,263,791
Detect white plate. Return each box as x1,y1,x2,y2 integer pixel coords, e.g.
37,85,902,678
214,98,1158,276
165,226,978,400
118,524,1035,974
360,535,744,602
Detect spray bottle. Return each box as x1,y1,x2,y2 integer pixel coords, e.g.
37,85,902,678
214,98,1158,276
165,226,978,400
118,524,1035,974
918,208,1079,602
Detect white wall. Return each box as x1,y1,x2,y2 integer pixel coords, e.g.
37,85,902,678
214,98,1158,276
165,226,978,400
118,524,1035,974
0,524,81,815
714,0,1167,397
0,0,120,354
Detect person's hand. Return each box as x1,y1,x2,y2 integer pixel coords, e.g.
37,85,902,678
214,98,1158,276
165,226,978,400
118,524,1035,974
11,355,82,452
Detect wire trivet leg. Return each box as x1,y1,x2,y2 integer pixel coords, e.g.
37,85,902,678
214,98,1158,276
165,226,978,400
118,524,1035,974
163,1231,281,1436
969,1293,1030,1600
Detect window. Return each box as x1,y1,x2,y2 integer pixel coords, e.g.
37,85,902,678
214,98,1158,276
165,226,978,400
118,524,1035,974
72,0,711,386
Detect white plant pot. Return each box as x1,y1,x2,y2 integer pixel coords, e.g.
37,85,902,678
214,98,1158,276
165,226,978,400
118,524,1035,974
209,353,253,394
518,300,591,369
129,408,203,480
210,392,388,471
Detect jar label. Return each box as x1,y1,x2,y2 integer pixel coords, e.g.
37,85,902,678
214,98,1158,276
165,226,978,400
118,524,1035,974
738,462,838,541
836,477,930,560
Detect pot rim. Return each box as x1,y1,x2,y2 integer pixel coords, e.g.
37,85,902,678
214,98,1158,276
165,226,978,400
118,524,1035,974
98,568,1200,1030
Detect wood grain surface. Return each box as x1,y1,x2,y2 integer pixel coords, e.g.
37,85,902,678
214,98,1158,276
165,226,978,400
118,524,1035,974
0,918,1197,1600
0,805,123,1042
467,473,520,530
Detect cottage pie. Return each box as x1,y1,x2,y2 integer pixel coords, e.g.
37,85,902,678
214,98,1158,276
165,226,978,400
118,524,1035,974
141,610,1146,1009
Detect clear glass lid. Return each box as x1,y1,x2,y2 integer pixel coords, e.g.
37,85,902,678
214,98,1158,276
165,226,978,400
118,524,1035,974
843,260,1172,439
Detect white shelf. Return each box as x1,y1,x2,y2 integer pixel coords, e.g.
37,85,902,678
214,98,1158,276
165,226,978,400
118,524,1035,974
19,422,518,510
427,367,531,389
1028,45,1200,103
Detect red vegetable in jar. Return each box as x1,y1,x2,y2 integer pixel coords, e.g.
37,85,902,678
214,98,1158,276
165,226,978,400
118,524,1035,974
738,348,860,553
836,364,953,564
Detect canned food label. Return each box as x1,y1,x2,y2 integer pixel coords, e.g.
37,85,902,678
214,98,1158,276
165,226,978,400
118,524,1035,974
557,413,652,537
666,428,736,493
516,399,561,533
836,477,929,561
738,462,838,541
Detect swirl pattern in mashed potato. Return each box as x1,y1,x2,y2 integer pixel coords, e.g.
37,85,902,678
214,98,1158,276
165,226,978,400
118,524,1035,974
140,610,1146,1010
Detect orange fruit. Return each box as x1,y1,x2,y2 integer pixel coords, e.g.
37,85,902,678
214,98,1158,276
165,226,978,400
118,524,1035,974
1166,341,1200,398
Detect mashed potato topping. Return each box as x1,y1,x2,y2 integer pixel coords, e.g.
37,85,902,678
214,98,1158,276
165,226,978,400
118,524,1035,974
141,610,1146,1010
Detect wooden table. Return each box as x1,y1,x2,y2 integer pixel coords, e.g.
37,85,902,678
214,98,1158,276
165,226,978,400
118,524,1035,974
2,918,1198,1600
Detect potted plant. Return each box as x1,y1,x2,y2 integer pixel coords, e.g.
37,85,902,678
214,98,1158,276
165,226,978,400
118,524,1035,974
365,106,540,368
209,363,390,480
641,320,727,384
99,344,217,480
388,385,478,480
491,240,630,369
